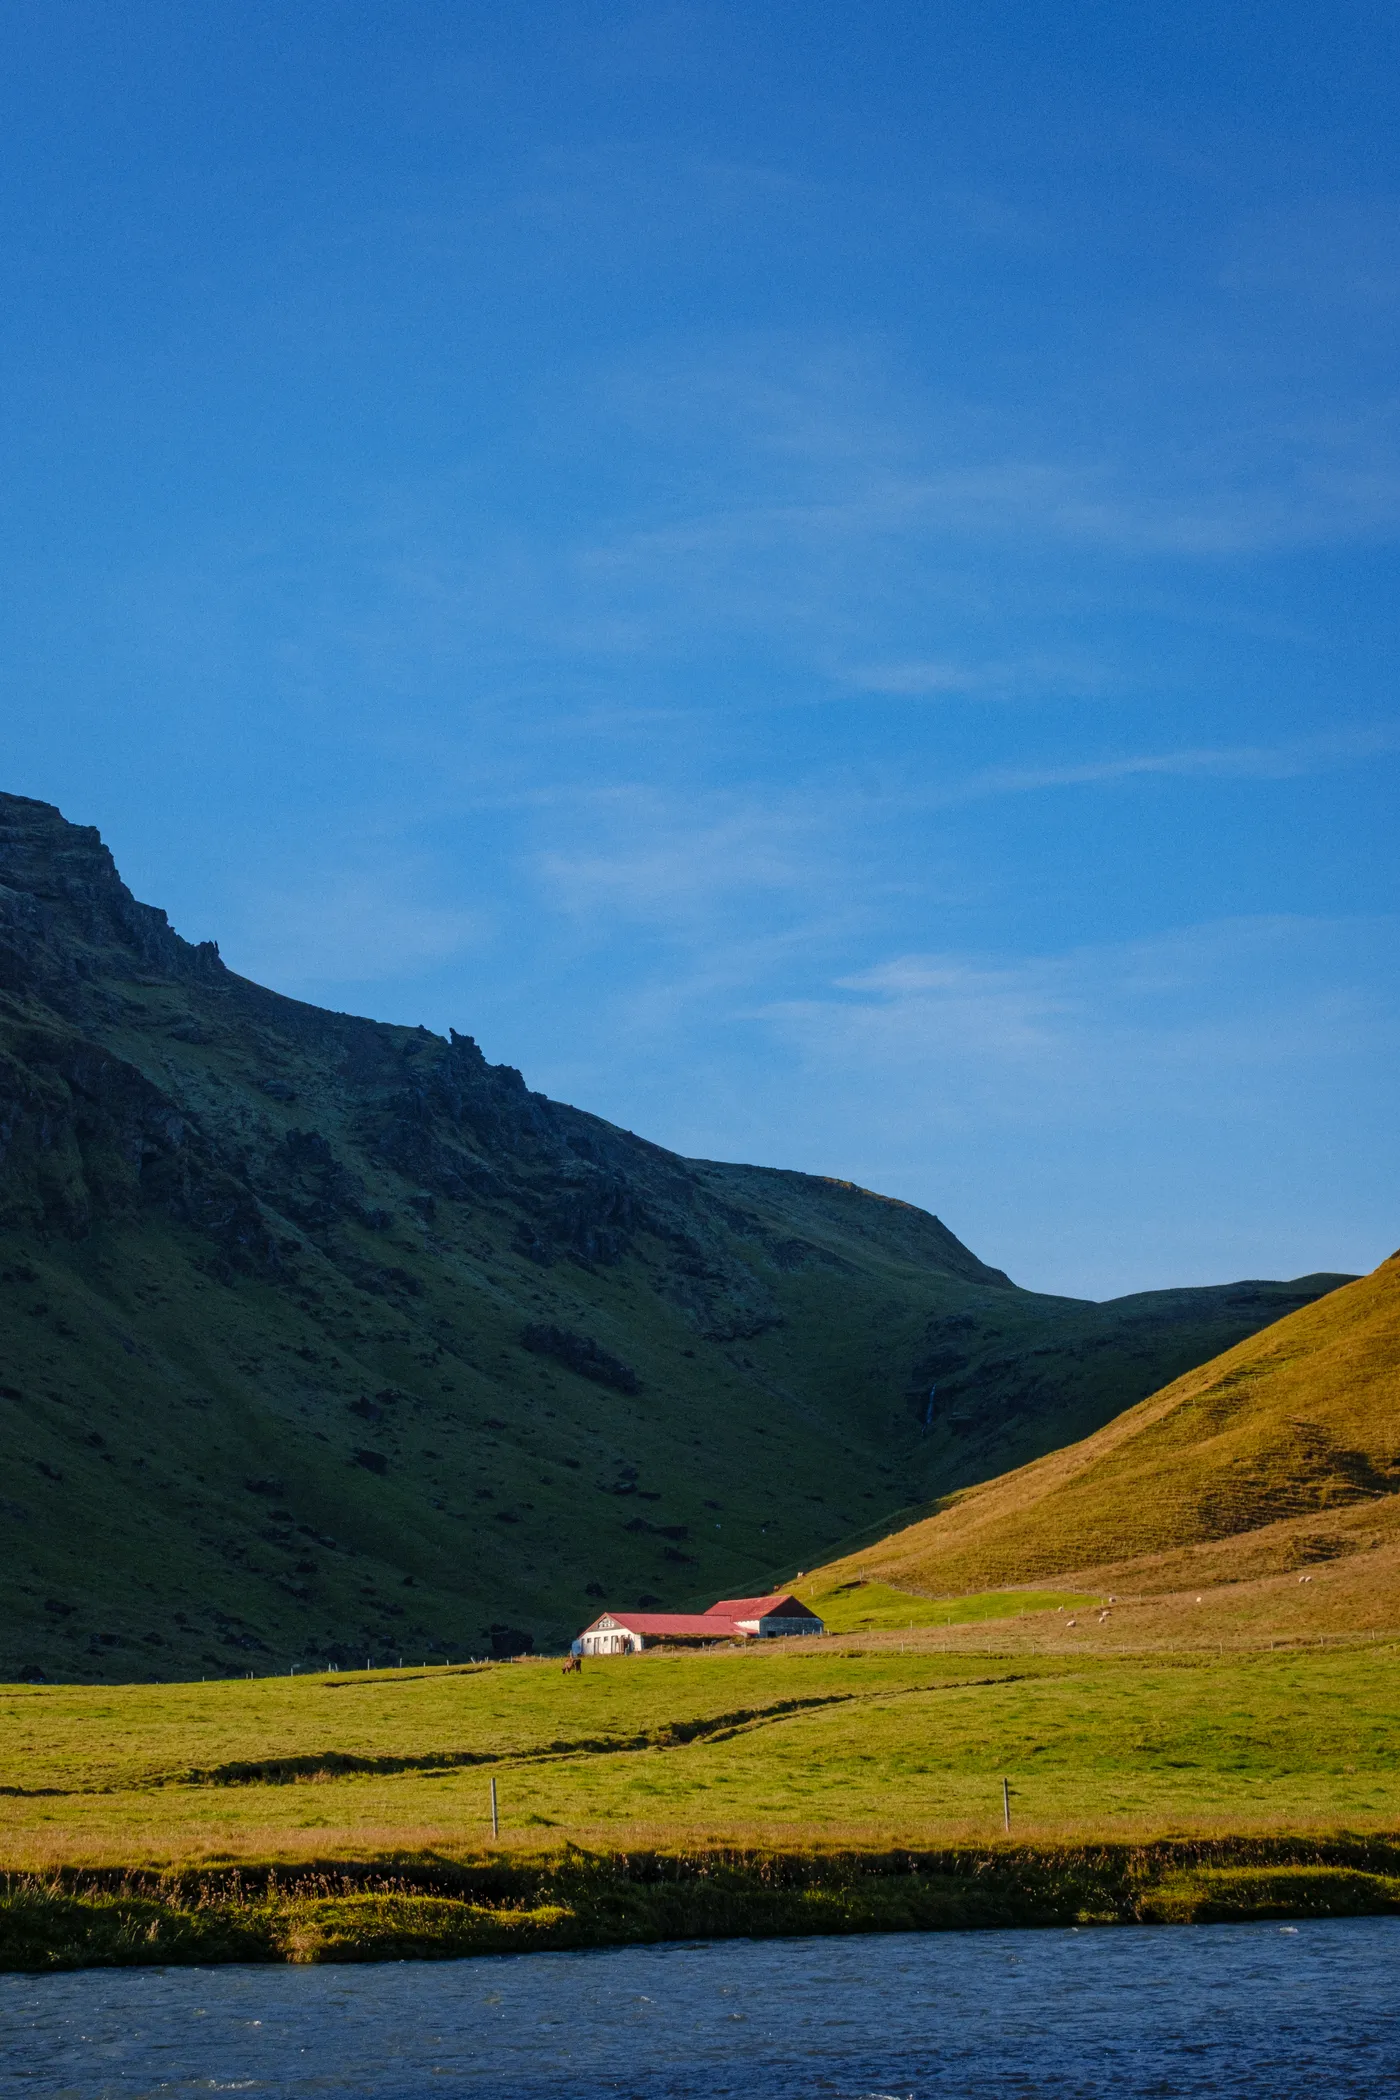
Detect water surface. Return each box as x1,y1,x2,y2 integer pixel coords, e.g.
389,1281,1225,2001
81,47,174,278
3,1918,1397,2098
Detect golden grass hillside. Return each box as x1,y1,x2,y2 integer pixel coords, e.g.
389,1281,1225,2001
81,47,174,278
803,1250,1400,1603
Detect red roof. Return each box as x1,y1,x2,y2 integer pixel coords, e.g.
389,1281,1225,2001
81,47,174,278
585,1612,741,1639
704,1592,819,1619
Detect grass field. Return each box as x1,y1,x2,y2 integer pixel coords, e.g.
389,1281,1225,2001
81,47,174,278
5,1626,1400,1874
7,1610,1400,1967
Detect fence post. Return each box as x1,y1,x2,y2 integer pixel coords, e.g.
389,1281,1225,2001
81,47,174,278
1002,1777,1011,1834
490,1775,499,1839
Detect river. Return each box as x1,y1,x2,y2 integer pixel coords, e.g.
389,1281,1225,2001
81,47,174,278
2,1917,1397,2098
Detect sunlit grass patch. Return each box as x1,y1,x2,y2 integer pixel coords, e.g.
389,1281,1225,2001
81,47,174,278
805,1579,1098,1632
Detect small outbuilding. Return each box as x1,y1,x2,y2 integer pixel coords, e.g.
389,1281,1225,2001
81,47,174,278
705,1592,825,1638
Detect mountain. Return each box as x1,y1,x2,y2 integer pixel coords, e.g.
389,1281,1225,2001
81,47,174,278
803,1251,1400,1607
0,791,1352,1680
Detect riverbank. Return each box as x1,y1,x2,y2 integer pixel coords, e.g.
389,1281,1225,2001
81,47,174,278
5,1837,1400,1971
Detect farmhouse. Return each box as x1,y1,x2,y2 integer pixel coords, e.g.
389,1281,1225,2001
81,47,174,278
706,1592,825,1637
577,1590,824,1656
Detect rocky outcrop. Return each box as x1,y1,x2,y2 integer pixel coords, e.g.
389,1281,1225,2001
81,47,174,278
520,1323,640,1393
0,794,223,1013
0,1014,275,1267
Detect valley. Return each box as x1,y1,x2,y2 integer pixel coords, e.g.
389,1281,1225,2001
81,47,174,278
0,790,1346,1680
4,1240,1399,1968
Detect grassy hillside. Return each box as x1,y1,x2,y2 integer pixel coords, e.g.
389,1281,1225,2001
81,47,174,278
0,791,1352,1680
803,1251,1400,1603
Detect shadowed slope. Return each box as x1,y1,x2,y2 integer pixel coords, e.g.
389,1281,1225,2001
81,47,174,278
805,1253,1400,1600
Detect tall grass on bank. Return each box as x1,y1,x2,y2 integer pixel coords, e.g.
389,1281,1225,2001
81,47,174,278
5,1839,1400,1971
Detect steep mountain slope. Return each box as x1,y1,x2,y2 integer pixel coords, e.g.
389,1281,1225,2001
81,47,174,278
0,792,1351,1680
804,1252,1400,1605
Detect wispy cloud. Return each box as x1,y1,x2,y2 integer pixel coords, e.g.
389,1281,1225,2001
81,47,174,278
530,786,849,932
224,864,491,991
754,916,1400,1131
931,725,1400,805
843,651,1113,700
569,332,1400,629
150,323,1400,743
1220,199,1400,309
512,724,1395,974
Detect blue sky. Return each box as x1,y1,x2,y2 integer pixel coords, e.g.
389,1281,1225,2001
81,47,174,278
2,1,1396,1296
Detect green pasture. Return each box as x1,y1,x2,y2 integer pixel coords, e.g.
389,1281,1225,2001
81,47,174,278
804,1579,1098,1632
3,1635,1398,1874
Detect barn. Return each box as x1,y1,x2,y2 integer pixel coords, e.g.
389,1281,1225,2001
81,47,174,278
705,1592,826,1637
577,1590,825,1655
